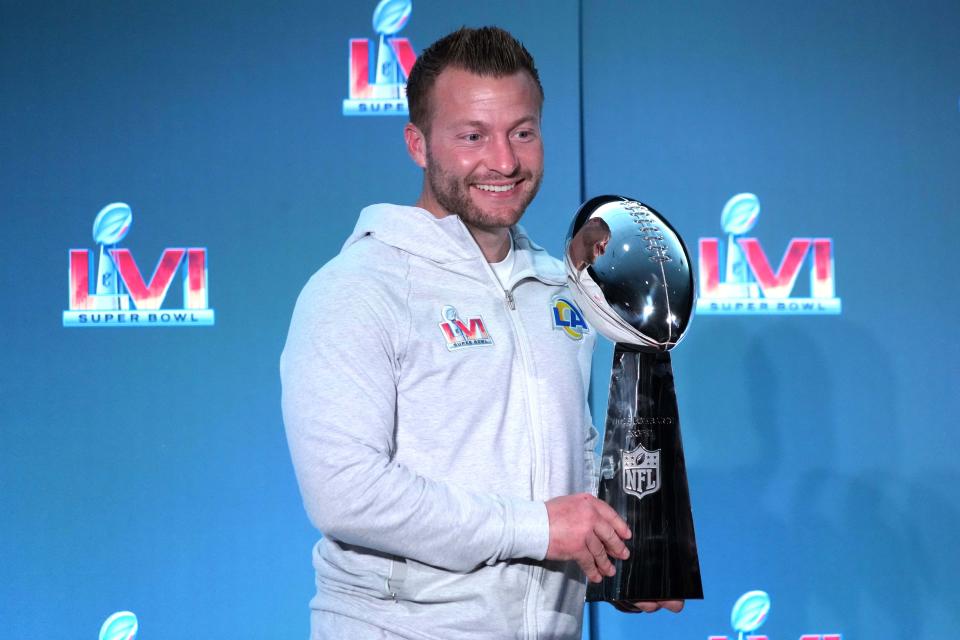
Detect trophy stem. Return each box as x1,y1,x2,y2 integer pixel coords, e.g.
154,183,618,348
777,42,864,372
586,345,703,602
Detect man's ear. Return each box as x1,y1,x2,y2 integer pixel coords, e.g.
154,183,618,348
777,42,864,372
404,122,427,169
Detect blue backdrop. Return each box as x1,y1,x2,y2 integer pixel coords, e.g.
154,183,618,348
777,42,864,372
1,1,957,638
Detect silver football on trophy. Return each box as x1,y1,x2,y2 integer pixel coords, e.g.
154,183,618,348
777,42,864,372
565,195,695,350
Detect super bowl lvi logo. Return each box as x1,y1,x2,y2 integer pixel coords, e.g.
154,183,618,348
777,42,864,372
438,305,493,351
707,590,843,640
63,202,214,327
99,611,137,640
343,0,417,116
697,193,841,315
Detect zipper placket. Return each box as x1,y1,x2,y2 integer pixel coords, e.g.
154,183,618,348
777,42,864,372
500,286,546,640
475,255,544,639
466,223,575,637
474,254,543,497
502,292,544,497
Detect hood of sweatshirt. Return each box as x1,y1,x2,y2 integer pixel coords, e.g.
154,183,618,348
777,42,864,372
343,203,566,287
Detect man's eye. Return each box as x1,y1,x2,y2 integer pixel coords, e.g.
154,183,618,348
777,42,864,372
515,130,534,140
465,133,482,142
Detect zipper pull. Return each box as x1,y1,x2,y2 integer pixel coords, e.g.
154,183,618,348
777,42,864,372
504,290,516,310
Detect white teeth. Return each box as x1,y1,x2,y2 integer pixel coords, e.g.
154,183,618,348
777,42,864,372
475,183,515,193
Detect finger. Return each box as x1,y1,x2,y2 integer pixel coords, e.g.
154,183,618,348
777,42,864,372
575,551,602,583
659,599,684,612
592,499,632,539
594,521,629,560
586,535,616,577
612,600,657,613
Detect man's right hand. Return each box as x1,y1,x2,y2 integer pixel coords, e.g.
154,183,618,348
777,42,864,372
544,493,632,583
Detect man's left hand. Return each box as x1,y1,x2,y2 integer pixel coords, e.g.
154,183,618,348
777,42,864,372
611,600,684,614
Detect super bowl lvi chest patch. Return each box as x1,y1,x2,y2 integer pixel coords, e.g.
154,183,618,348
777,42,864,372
438,305,494,351
550,295,589,340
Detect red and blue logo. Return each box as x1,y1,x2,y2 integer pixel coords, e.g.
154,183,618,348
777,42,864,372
343,0,417,116
551,296,589,340
697,193,841,315
63,202,214,327
438,305,493,351
708,590,842,640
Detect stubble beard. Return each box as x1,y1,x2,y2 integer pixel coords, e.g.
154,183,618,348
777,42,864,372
424,147,543,231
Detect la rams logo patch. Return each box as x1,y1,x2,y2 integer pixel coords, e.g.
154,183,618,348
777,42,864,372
438,305,494,351
551,296,589,340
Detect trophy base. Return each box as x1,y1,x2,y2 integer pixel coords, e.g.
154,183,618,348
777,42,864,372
586,345,703,602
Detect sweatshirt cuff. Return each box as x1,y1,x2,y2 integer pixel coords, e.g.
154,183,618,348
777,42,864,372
506,498,550,561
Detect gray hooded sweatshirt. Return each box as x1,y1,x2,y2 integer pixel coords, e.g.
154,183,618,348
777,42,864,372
281,204,598,639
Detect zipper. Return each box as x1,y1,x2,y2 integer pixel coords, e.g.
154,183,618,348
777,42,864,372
501,288,545,639
471,233,543,638
503,296,544,497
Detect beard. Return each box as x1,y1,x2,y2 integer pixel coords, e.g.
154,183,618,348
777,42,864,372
424,147,543,231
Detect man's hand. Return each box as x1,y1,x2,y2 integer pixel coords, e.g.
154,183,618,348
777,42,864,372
612,600,685,614
544,493,631,583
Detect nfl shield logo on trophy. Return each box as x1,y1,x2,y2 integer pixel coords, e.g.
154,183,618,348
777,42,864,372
621,443,660,501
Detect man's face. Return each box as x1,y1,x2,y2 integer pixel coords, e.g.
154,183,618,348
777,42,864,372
413,67,544,230
569,218,611,271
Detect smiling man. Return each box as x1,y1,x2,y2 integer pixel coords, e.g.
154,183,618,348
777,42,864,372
281,27,680,639
404,62,543,262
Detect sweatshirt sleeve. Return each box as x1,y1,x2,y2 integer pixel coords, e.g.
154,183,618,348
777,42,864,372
280,267,549,572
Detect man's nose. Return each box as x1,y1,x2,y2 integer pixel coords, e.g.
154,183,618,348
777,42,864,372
486,135,519,175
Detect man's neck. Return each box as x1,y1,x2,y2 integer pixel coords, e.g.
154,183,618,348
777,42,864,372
414,194,512,263
464,224,511,263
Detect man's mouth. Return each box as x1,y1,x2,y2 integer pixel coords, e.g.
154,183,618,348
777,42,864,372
472,181,519,193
